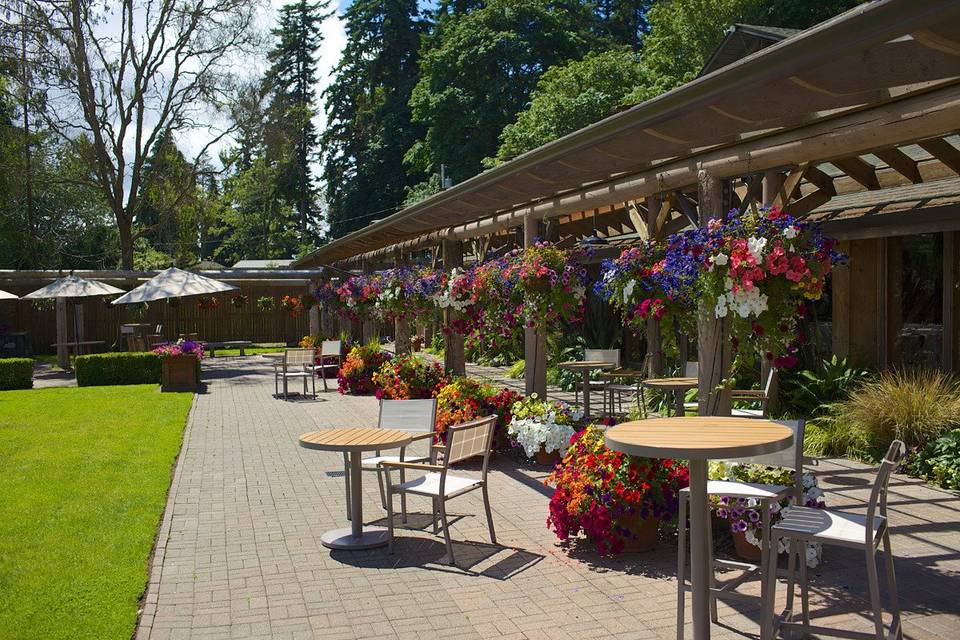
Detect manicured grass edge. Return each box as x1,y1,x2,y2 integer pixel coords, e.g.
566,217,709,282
132,397,196,634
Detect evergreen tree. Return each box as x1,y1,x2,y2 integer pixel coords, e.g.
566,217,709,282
592,0,654,49
321,0,427,239
405,0,599,188
265,0,330,235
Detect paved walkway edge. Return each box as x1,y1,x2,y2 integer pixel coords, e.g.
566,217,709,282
135,392,199,640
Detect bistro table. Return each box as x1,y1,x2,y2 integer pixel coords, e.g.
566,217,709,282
558,360,617,417
605,417,793,640
641,376,698,417
299,427,413,550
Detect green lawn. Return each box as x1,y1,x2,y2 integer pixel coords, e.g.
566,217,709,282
208,343,286,357
0,385,193,639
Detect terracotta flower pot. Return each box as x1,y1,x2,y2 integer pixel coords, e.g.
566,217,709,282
535,445,562,467
619,511,661,553
732,529,762,562
161,355,200,392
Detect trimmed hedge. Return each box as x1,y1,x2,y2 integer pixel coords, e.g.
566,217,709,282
75,352,161,387
0,358,33,390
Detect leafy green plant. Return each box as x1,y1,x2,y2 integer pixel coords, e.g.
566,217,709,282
908,429,960,490
0,358,33,390
506,359,525,379
75,353,161,387
808,369,960,461
256,296,274,311
779,355,870,418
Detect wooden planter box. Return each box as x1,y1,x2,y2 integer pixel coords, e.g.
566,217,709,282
161,355,201,392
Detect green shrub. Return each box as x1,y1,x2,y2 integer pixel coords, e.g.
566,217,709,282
0,358,33,390
808,369,960,461
908,429,960,490
779,355,870,418
506,360,525,379
75,352,161,387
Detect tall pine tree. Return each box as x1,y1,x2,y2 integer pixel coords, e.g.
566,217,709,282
265,0,329,235
321,0,427,239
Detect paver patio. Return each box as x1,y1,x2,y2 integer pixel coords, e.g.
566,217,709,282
136,357,960,640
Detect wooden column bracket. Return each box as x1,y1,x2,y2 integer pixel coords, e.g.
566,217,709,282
874,147,923,184
832,156,881,190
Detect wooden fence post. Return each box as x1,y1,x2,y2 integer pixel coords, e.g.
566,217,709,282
524,214,547,398
697,170,732,416
443,239,466,376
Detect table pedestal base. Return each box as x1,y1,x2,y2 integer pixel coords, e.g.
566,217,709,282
321,526,390,550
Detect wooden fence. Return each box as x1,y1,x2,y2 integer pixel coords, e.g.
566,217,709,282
0,282,313,354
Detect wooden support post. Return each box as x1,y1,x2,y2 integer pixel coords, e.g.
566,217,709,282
56,297,68,369
443,239,466,376
361,259,375,344
524,214,547,398
697,170,732,417
308,279,321,338
645,195,664,375
394,248,411,356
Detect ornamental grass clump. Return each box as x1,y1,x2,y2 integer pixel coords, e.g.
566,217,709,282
808,369,960,461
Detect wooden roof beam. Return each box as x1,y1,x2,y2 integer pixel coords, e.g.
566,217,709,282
918,138,960,175
832,156,881,190
874,147,923,183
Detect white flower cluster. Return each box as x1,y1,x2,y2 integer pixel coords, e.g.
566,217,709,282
432,269,472,311
714,280,769,319
622,279,636,304
507,411,576,458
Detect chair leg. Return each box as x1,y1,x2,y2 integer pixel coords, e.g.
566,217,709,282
438,499,454,565
760,528,779,640
482,484,496,544
759,499,772,639
432,497,439,534
376,469,388,511
676,492,687,640
343,453,352,521
707,505,718,624
865,544,886,640
883,530,902,640
785,539,798,622
386,483,396,554
400,468,408,524
798,541,810,626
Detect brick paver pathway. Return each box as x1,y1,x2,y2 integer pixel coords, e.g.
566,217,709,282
137,357,960,639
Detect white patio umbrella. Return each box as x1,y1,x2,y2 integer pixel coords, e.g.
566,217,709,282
23,274,126,368
111,267,237,339
0,289,18,300
111,267,236,305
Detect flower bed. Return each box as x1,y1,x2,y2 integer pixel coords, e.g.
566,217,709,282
372,353,447,399
434,377,522,450
337,343,391,395
709,460,826,567
547,425,689,555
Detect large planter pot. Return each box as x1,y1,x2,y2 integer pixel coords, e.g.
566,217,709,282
161,355,200,392
732,529,762,562
535,445,562,467
619,511,661,553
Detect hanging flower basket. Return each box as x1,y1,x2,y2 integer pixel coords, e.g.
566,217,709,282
197,295,219,310
230,294,247,308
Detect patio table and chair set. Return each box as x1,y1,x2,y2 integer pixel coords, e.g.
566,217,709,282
290,341,905,640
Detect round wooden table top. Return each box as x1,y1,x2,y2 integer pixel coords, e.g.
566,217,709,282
641,376,698,389
299,427,413,453
558,360,617,370
605,417,794,460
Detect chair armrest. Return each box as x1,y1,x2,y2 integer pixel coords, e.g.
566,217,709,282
378,461,444,472
407,432,436,442
730,390,766,399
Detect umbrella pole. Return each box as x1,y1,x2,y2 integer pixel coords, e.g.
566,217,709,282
55,298,69,369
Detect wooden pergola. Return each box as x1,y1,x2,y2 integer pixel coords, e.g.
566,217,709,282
298,0,960,404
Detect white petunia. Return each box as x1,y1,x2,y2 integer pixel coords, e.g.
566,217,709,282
747,236,768,263
784,226,798,240
623,279,636,304
712,252,729,267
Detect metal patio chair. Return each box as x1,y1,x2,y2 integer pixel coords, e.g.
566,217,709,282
273,348,315,398
381,415,498,565
731,368,778,418
761,440,905,640
343,398,438,522
574,348,620,411
677,419,805,640
311,340,342,392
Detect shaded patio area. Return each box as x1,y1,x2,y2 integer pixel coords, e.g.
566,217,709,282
136,357,960,640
